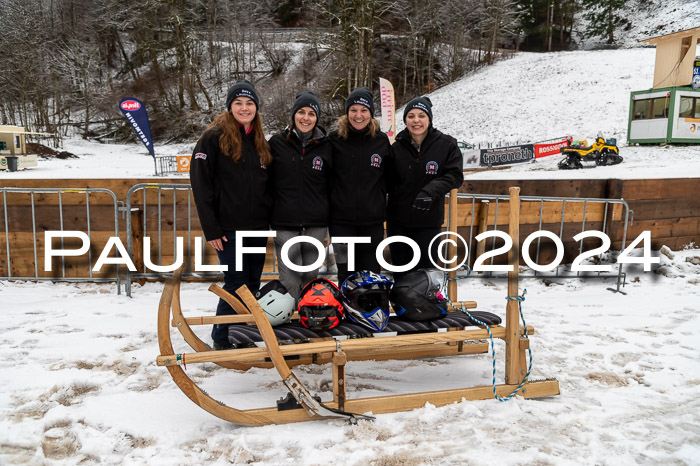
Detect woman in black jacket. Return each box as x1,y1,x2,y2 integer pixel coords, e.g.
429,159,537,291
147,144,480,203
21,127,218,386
329,87,391,285
190,80,272,350
387,96,464,279
268,91,332,299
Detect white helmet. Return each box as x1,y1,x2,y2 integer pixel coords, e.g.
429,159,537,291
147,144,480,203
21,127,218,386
254,280,295,326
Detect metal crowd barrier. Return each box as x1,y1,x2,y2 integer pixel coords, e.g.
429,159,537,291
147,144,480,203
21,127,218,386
125,183,203,297
122,182,336,297
449,193,632,293
0,183,632,296
0,187,123,292
155,156,183,176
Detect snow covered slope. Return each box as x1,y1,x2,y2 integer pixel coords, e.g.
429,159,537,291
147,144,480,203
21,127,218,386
402,48,652,145
574,0,700,49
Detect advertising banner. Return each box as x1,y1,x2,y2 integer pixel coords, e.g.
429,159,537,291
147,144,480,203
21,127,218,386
534,138,570,158
462,148,480,169
177,155,191,173
480,144,534,167
119,98,155,158
693,59,700,89
379,78,396,143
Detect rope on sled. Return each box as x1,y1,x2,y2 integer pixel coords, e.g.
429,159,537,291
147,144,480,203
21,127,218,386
442,268,532,402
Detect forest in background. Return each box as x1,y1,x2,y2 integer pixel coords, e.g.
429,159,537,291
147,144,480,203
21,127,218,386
0,0,634,144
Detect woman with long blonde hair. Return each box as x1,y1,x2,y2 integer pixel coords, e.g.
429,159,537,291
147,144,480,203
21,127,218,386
190,80,272,350
329,87,391,285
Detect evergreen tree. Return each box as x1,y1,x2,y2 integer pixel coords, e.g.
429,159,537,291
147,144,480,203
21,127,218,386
582,0,627,44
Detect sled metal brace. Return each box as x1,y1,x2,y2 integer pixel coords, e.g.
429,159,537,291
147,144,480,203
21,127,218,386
236,286,374,423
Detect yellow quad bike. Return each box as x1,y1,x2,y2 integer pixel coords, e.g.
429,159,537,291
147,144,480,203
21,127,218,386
558,135,622,170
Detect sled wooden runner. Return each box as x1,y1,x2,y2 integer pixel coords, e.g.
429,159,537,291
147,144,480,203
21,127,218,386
156,187,560,425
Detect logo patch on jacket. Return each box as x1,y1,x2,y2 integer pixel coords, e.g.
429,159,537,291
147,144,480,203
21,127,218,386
194,152,207,160
370,154,382,168
426,161,439,175
312,156,323,171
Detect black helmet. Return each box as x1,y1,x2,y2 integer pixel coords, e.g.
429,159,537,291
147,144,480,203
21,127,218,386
298,278,344,331
341,271,393,332
389,269,448,321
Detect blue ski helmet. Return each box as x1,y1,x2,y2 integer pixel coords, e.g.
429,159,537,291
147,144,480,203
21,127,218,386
340,271,393,332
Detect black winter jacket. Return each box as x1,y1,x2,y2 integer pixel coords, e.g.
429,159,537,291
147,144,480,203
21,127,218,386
329,128,391,225
190,127,271,240
387,127,464,227
268,126,332,229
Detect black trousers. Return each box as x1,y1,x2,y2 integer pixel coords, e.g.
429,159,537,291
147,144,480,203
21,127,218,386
329,223,384,285
386,223,442,281
211,232,267,346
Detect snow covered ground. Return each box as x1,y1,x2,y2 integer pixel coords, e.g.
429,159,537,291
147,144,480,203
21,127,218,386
1,249,699,464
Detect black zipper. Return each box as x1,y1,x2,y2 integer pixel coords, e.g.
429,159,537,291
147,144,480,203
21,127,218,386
299,143,305,228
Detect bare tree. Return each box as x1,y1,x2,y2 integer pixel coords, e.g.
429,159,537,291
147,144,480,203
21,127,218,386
481,0,519,60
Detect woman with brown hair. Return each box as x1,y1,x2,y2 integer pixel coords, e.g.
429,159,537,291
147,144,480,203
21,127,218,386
268,91,332,300
190,80,272,350
387,96,464,279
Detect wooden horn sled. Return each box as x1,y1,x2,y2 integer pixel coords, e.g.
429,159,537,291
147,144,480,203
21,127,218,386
156,187,560,425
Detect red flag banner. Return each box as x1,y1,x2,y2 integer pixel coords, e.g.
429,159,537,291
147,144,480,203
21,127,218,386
379,78,396,143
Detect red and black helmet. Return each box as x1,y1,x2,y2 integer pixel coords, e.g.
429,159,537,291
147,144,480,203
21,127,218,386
298,278,344,331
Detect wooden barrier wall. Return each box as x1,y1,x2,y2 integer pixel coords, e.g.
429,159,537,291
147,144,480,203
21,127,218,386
459,178,700,251
1,178,697,279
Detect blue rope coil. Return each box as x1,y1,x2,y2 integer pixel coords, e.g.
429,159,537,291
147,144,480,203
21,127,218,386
442,269,532,402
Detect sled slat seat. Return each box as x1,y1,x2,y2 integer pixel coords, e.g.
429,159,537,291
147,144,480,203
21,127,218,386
227,311,502,345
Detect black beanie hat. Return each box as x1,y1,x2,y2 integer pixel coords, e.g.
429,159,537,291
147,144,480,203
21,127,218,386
291,91,322,122
403,96,433,125
225,80,259,110
345,87,374,117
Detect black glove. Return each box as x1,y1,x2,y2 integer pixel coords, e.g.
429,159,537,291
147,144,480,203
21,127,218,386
412,193,432,211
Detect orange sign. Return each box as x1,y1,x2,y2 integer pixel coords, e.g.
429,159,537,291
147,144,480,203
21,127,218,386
177,155,191,172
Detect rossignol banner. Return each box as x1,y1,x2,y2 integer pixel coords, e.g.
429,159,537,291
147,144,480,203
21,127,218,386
534,138,570,158
379,78,396,143
480,144,534,167
119,98,155,160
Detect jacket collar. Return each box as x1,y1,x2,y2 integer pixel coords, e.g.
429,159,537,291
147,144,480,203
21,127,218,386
284,125,327,143
396,126,440,153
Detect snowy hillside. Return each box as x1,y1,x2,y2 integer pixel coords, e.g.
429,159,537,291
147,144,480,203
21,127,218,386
573,0,700,49
413,48,656,145
402,47,700,180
